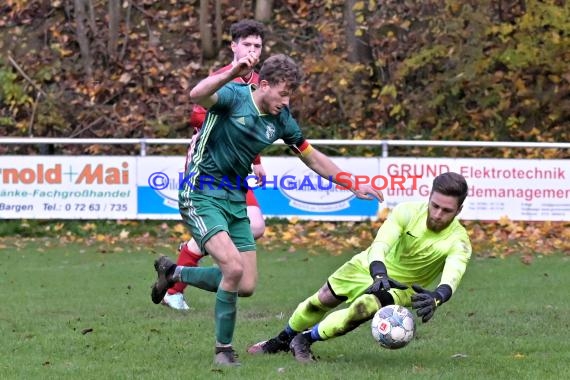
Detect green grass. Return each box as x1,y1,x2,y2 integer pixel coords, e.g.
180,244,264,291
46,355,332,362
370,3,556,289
0,240,568,380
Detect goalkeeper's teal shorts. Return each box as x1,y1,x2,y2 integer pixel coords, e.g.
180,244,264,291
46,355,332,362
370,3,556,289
327,252,416,307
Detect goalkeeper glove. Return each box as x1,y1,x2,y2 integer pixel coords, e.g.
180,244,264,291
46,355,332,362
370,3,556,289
411,284,452,323
365,261,408,295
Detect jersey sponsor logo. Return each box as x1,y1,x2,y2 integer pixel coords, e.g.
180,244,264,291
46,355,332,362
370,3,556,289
237,117,246,125
265,123,276,140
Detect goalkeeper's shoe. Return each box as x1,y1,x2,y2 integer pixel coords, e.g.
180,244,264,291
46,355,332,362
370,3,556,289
289,334,316,363
150,256,176,304
247,336,290,355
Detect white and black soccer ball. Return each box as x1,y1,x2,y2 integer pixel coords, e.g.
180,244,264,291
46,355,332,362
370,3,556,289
371,305,415,349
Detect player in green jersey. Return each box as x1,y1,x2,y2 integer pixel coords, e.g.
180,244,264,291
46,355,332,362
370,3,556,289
149,53,384,366
247,172,472,363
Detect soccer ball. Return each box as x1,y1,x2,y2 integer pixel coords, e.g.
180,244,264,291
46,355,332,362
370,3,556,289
371,305,415,349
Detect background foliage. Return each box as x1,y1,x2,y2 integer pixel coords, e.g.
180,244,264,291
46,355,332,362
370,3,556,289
0,0,568,158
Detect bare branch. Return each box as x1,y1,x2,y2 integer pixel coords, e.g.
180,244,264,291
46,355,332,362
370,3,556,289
7,55,47,97
70,115,105,138
128,0,155,19
28,93,41,137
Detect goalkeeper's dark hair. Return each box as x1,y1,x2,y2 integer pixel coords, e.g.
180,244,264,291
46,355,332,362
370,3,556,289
431,172,468,207
230,19,265,42
259,54,303,91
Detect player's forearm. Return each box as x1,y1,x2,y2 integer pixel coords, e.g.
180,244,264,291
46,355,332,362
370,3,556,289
189,69,236,107
301,149,355,191
440,249,470,293
366,242,389,264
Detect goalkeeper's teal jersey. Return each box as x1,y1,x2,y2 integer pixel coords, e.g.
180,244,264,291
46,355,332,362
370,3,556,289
184,82,305,201
354,201,472,293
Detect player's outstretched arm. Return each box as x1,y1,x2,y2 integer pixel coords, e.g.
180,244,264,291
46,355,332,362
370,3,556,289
299,147,384,202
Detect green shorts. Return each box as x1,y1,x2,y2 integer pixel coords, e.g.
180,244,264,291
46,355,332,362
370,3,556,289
179,191,255,253
328,253,415,307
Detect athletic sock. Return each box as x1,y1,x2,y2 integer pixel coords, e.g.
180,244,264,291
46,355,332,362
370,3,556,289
179,266,222,292
215,288,238,345
303,324,322,343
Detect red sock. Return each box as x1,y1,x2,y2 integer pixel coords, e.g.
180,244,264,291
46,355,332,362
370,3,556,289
167,243,201,295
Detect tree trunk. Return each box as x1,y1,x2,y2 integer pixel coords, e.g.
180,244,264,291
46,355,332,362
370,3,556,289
255,0,273,22
344,0,374,65
74,0,93,78
200,0,216,59
108,0,121,61
215,0,222,49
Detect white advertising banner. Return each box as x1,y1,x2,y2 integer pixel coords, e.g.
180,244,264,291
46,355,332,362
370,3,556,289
247,157,382,221
1,156,568,221
379,158,570,221
0,156,137,219
136,156,186,220
134,156,382,221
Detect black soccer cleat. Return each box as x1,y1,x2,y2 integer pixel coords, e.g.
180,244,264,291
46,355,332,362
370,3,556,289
150,255,176,304
247,336,291,355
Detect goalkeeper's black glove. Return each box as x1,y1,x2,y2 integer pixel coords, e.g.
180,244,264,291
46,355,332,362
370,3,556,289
411,284,452,323
365,261,408,295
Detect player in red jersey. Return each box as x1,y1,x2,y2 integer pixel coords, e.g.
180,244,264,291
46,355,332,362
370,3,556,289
162,19,267,310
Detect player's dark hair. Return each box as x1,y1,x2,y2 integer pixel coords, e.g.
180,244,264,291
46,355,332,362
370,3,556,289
431,172,468,207
259,54,303,91
230,19,265,42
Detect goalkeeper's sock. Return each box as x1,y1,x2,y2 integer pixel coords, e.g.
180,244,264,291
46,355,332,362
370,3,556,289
284,325,297,339
302,324,322,344
275,325,297,344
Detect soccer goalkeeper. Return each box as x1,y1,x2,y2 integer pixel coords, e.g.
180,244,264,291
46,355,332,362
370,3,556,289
247,172,472,363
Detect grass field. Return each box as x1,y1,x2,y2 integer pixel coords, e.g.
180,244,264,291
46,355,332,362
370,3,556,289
1,239,568,380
